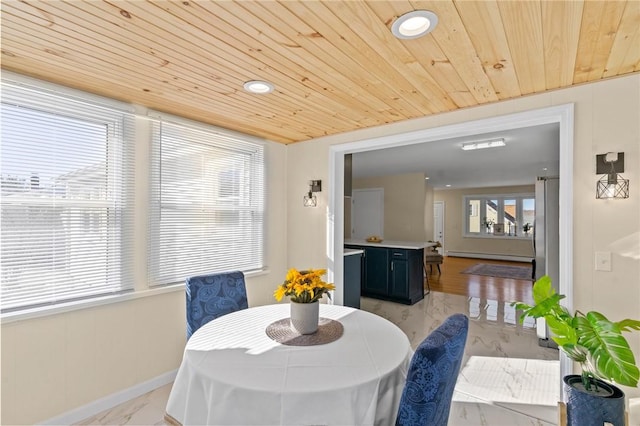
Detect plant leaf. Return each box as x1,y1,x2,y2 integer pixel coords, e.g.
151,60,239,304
531,275,554,304
617,319,640,333
529,276,566,316
546,315,577,349
511,276,566,323
561,343,588,364
515,293,565,321
575,312,640,387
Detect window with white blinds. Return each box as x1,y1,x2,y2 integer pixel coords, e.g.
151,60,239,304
148,118,265,287
0,81,135,312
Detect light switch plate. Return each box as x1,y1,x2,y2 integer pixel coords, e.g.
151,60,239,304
595,251,612,271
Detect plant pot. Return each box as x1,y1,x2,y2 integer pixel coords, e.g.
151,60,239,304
563,375,625,426
290,300,319,334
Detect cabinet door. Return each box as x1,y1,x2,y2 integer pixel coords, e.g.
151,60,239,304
406,249,425,304
343,253,362,309
363,247,389,295
390,259,409,298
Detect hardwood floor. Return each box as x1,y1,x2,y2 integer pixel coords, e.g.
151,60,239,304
427,256,535,304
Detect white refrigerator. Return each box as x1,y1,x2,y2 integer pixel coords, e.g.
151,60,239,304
534,176,560,343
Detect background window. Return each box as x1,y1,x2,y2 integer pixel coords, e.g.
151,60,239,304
522,198,535,235
503,199,516,233
484,199,498,234
468,199,480,232
464,194,534,237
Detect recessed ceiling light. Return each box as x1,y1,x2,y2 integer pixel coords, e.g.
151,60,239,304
391,10,438,39
425,177,430,180
445,184,451,187
243,80,274,94
461,138,506,151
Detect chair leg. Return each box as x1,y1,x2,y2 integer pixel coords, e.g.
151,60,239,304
437,264,441,274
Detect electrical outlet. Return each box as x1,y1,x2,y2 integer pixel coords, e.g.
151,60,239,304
595,251,612,271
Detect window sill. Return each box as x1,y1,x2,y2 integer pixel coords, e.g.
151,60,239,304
0,284,184,325
1,269,269,325
464,234,533,241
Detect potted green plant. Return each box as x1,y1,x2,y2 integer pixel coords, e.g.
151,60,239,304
512,275,640,425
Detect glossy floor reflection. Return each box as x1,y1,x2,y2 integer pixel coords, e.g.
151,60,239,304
364,292,553,361
77,291,560,425
362,291,559,425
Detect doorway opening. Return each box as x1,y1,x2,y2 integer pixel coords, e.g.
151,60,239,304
328,103,574,378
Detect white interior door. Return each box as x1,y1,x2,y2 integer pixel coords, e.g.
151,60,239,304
351,188,384,239
434,201,444,254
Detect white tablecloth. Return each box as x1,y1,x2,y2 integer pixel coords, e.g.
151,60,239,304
166,304,412,426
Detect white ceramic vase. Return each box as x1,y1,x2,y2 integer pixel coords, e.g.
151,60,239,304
290,300,319,334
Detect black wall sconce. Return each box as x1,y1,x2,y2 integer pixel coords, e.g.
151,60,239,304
596,152,629,199
303,180,322,207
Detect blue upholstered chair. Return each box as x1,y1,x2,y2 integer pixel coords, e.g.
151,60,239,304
396,313,469,426
186,271,248,340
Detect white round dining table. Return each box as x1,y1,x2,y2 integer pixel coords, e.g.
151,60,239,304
165,303,412,426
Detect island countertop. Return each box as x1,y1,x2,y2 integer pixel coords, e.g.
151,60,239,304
344,239,436,250
344,248,365,256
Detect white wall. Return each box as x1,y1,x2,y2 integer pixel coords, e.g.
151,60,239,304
286,139,329,270
424,183,435,241
0,131,289,425
353,172,426,241
287,74,640,398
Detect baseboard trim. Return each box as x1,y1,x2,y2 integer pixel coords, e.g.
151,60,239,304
39,369,177,425
447,251,533,263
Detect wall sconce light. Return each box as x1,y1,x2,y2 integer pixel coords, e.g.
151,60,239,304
596,152,629,199
303,180,322,207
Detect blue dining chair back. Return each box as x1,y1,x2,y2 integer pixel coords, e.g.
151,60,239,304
186,271,248,340
395,313,469,426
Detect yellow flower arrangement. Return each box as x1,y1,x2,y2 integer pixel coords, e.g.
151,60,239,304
274,268,336,303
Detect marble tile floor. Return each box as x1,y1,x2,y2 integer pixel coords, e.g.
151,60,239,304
77,291,561,425
75,382,172,426
362,292,560,426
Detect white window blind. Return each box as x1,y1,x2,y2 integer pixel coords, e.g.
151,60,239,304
148,118,265,287
0,80,135,312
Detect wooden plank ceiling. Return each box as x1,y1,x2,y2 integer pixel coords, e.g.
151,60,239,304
1,0,639,144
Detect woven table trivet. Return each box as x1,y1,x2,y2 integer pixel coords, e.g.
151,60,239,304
265,317,344,346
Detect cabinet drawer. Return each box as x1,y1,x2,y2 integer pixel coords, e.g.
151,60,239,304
389,249,408,260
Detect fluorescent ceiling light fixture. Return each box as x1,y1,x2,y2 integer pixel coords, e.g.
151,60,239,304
461,138,506,151
391,10,438,39
243,80,274,94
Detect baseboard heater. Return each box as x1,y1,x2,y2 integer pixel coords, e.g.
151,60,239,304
446,251,533,263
